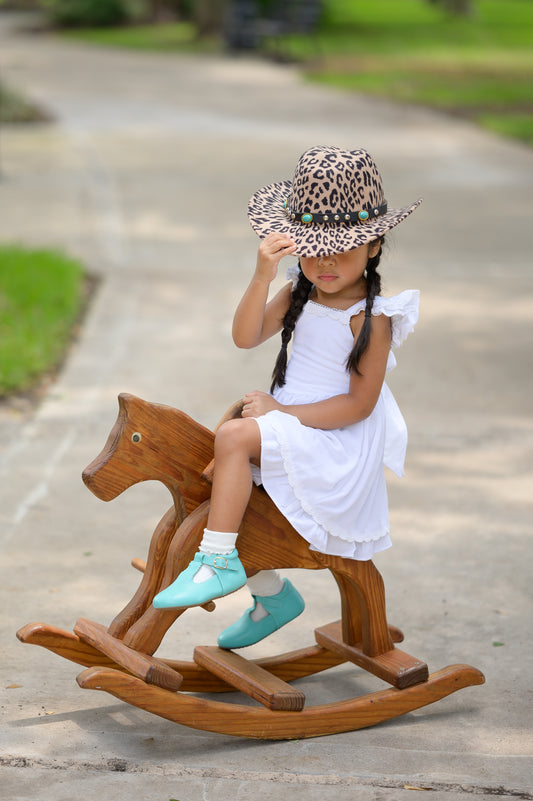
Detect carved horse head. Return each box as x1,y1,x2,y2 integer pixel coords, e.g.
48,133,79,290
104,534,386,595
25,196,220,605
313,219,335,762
82,393,213,514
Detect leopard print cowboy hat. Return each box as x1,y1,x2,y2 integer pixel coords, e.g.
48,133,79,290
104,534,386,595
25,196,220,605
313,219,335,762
248,145,422,257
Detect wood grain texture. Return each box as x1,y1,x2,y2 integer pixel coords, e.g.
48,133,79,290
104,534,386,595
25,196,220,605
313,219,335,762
17,623,123,671
315,621,429,689
194,646,306,711
74,618,183,692
17,394,485,739
313,553,394,656
77,664,485,740
120,500,211,653
82,393,214,514
80,395,395,659
16,623,347,692
108,503,184,639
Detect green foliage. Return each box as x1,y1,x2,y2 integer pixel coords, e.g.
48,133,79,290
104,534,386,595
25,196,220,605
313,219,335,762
295,0,533,55
429,0,474,14
285,0,533,147
62,20,199,50
53,0,532,146
0,82,47,123
480,113,533,146
0,246,85,396
41,0,129,27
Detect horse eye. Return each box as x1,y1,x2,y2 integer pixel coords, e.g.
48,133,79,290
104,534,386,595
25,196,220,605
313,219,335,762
131,432,142,443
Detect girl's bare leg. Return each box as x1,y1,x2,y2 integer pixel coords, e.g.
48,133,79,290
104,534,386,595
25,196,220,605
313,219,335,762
152,417,261,608
207,417,261,532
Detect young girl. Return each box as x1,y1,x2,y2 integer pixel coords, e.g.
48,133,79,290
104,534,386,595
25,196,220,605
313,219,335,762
154,145,422,649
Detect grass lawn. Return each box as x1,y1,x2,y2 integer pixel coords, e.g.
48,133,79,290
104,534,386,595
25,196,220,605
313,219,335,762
0,82,49,123
60,19,209,51
0,246,86,397
282,0,533,146
61,0,532,146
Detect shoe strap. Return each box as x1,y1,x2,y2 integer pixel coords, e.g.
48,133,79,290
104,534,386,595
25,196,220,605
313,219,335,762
198,550,240,572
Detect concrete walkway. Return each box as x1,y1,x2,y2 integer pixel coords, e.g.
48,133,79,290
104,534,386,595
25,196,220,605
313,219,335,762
1,11,532,801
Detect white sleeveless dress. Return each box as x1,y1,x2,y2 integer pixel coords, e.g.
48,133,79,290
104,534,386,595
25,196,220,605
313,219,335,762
252,276,419,561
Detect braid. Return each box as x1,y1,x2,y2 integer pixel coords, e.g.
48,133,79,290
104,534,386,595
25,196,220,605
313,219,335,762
270,263,312,392
346,237,384,376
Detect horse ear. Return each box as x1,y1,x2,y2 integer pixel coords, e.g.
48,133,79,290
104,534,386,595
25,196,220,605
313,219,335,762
118,392,132,411
118,392,143,412
117,393,151,425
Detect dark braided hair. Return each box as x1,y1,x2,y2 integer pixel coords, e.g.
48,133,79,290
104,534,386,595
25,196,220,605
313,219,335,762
271,237,384,391
346,237,384,376
270,266,312,392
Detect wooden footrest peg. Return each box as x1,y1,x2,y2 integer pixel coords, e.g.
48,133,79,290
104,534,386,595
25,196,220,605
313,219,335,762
74,618,183,692
194,646,306,711
315,621,429,690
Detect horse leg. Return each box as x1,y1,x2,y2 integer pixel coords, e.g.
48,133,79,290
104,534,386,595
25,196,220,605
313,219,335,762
108,493,187,639
314,554,393,656
120,501,210,654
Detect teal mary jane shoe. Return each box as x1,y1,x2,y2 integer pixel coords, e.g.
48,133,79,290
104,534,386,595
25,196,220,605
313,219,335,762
217,578,305,649
152,549,246,609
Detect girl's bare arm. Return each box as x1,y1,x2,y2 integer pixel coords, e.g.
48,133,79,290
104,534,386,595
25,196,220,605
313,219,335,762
242,313,392,429
233,233,296,348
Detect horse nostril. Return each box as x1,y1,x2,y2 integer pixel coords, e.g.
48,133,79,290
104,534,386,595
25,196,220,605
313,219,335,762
131,432,142,443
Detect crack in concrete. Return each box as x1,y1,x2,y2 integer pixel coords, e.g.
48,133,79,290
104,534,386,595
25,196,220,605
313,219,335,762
1,755,531,798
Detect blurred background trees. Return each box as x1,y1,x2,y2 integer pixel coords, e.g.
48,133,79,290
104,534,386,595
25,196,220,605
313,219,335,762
2,0,530,148
1,0,478,32
429,0,474,15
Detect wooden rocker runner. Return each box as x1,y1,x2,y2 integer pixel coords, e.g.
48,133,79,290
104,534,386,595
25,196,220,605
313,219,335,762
17,393,484,740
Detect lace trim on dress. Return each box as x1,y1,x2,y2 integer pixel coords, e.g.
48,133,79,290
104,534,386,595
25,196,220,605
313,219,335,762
306,299,361,324
266,411,389,544
286,264,419,349
305,290,420,349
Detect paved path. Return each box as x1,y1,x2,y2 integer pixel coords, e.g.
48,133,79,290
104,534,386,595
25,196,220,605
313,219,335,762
1,11,532,801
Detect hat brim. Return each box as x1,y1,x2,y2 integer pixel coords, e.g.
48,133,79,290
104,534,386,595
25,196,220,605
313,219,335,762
248,180,422,257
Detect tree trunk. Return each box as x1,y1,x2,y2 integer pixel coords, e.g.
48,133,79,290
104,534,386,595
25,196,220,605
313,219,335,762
429,0,475,16
193,0,230,36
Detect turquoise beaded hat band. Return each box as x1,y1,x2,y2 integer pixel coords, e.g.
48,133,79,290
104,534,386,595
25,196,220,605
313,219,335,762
283,200,388,225
248,145,422,258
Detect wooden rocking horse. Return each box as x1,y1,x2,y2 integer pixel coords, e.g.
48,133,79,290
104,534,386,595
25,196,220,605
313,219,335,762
17,393,484,739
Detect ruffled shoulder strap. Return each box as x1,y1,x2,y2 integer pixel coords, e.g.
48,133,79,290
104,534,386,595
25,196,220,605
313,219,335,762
285,264,301,288
372,290,419,348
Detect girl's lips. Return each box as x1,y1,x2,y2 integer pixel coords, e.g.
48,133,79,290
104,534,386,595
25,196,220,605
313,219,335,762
317,274,337,281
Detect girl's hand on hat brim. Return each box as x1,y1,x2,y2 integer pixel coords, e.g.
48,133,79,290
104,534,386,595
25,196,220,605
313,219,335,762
242,391,284,419
256,232,297,283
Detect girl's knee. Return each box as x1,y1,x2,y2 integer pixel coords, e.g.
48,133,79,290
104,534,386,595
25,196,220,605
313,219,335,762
215,418,260,459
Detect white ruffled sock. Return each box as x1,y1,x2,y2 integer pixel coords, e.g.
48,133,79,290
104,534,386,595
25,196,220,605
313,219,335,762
193,529,238,584
247,570,285,622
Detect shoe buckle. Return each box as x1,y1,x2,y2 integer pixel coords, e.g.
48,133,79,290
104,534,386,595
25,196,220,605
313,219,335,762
212,556,228,569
